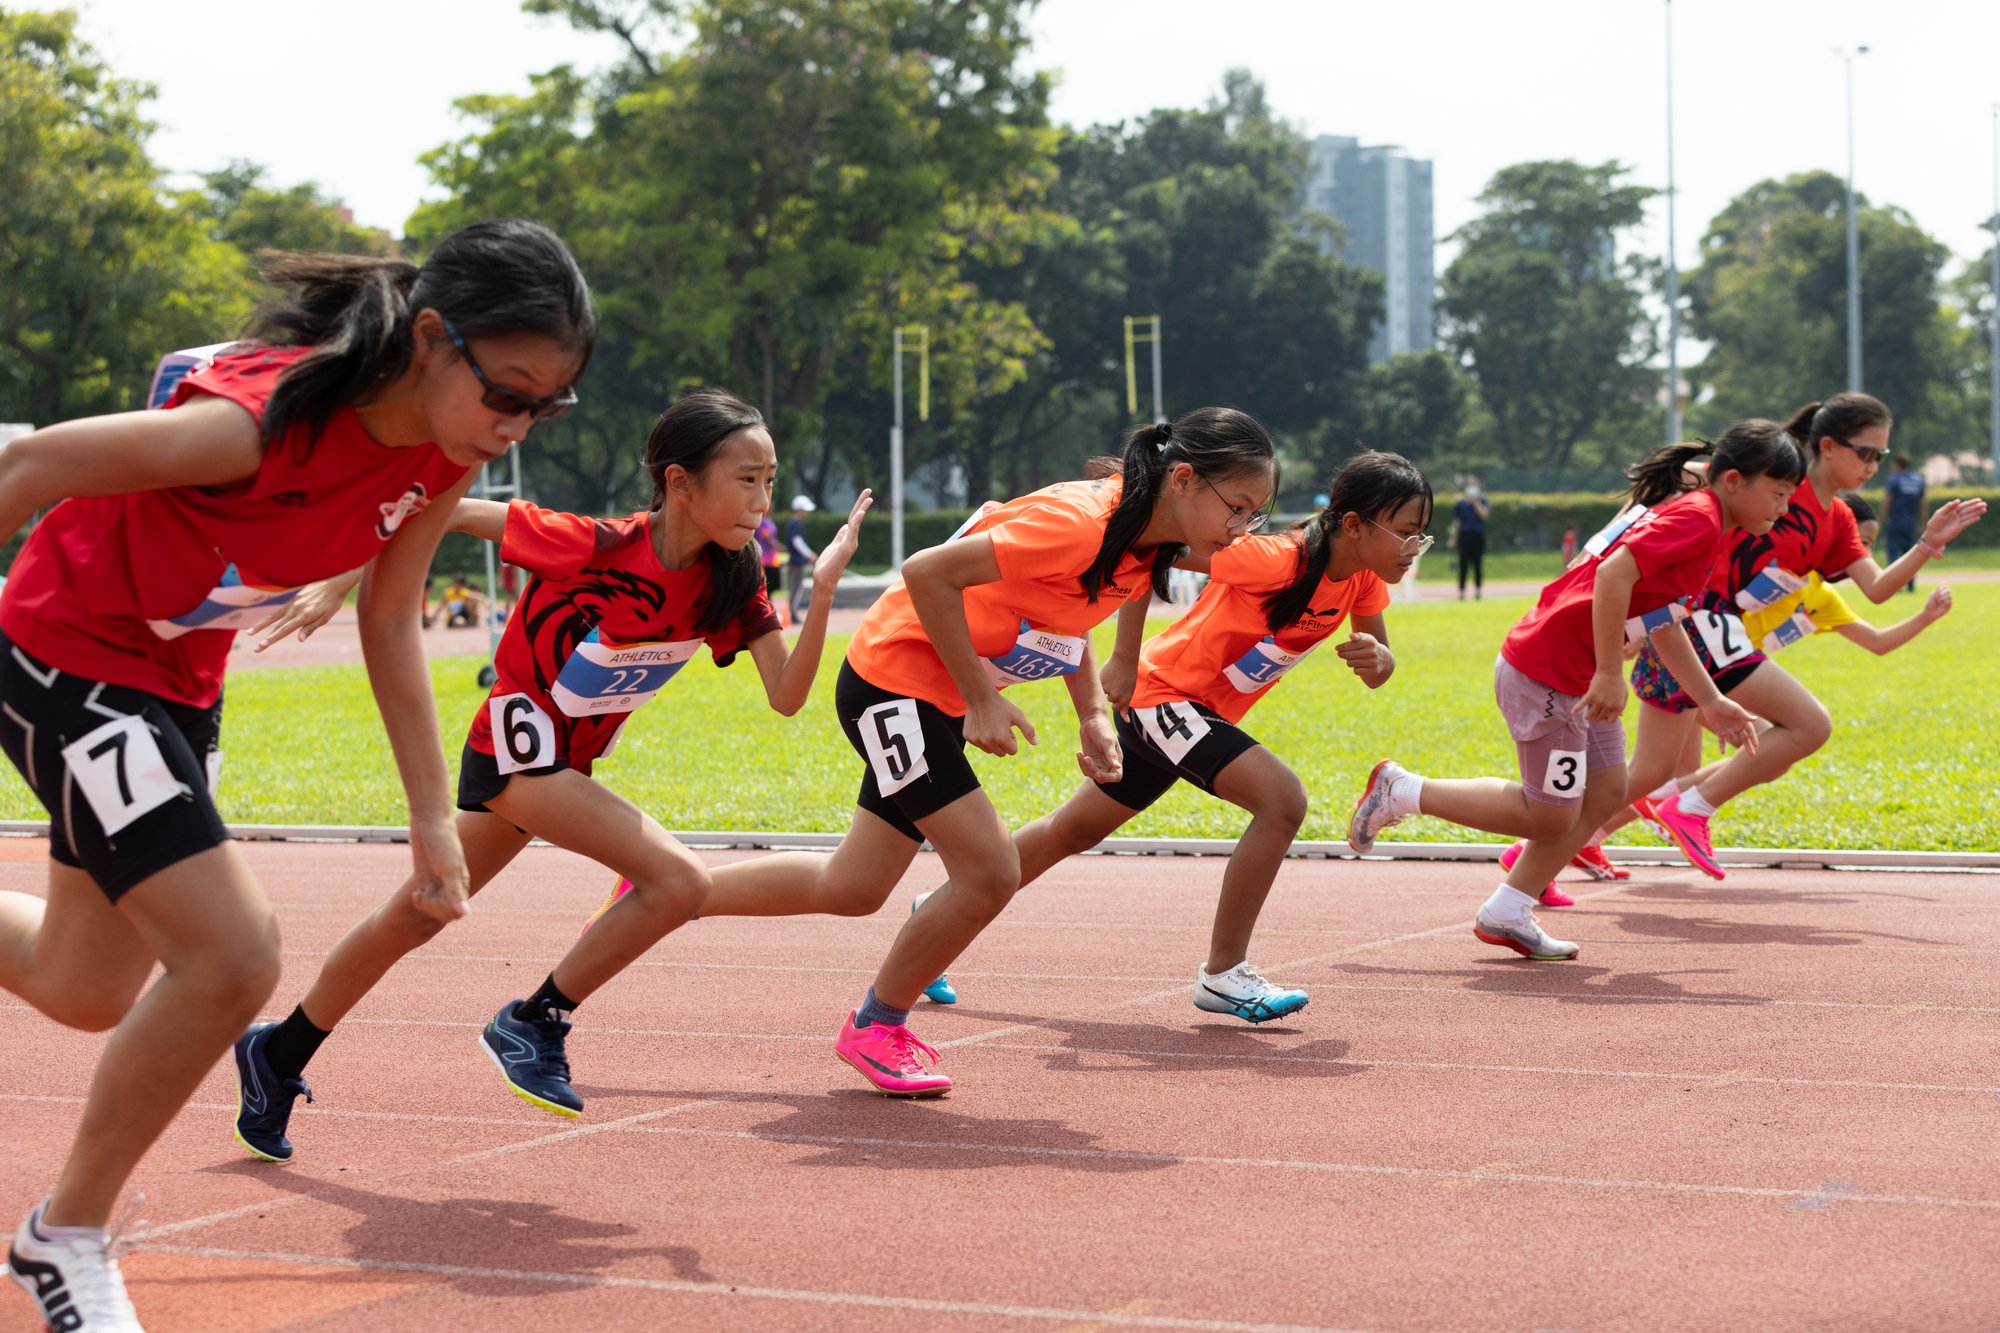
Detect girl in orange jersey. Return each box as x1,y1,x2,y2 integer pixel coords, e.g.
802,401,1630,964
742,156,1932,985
688,408,1278,1095
912,451,1431,1023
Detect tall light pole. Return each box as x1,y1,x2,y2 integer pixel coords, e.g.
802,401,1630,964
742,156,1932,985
1836,45,1870,391
1664,0,1681,443
1989,104,1999,483
889,324,929,572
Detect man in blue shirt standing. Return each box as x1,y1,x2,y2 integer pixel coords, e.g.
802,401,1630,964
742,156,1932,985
785,495,817,622
1448,477,1490,600
1882,456,1925,593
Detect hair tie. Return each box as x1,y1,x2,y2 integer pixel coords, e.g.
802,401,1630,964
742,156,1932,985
1154,422,1173,455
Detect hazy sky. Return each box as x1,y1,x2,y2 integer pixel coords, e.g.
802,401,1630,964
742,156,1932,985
70,0,2000,277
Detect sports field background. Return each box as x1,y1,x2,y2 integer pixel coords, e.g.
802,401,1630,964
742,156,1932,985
3,583,1989,853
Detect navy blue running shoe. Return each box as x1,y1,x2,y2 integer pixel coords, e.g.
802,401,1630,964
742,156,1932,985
232,1022,313,1162
481,1001,583,1118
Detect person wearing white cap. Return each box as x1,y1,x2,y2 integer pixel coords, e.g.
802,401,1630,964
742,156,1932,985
785,494,818,622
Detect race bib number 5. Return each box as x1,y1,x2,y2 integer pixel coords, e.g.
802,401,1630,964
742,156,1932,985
489,694,557,775
1691,608,1758,669
859,699,929,795
62,714,183,834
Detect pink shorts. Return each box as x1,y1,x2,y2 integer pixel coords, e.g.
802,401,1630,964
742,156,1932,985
1493,657,1627,805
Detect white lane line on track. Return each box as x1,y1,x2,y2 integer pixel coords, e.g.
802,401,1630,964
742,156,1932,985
605,1125,2000,1212
135,1246,1365,1333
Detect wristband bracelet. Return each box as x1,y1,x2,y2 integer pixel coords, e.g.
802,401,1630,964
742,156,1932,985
1917,538,1944,560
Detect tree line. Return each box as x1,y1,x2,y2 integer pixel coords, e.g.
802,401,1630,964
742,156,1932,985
4,1,1993,512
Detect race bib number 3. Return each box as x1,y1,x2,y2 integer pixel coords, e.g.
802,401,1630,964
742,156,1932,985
1135,700,1212,765
550,631,701,717
1691,609,1758,668
1223,636,1313,694
859,699,929,796
490,694,557,774
982,620,1087,688
62,714,182,835
1541,747,1586,798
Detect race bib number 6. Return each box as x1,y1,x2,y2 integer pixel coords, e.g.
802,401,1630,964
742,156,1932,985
1691,609,1758,669
490,693,557,774
62,714,183,835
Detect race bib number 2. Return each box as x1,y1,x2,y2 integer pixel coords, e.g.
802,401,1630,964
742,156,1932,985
1691,609,1758,669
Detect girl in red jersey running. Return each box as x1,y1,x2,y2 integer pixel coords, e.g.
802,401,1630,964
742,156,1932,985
1598,395,1984,878
680,408,1277,1096
0,219,596,1332
905,451,1430,1023
229,388,871,1145
1345,422,1802,962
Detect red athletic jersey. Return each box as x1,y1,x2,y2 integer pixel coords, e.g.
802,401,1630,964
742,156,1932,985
1713,479,1865,599
0,345,469,707
1502,489,1724,696
1132,532,1390,725
844,477,1153,715
464,501,781,772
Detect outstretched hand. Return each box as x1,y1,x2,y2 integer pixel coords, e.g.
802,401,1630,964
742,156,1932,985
811,490,874,588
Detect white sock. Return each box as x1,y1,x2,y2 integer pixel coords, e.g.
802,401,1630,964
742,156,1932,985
1388,773,1426,816
1481,884,1538,921
1677,787,1717,819
1647,778,1679,801
36,1218,107,1244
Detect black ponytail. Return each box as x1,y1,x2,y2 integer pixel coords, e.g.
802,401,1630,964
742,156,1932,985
643,387,768,634
248,217,597,452
1784,392,1892,463
1079,406,1277,602
1263,451,1432,631
1625,440,1716,508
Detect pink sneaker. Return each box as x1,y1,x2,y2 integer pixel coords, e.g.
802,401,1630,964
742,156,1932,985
581,876,633,933
1497,841,1565,904
834,1011,952,1097
1656,795,1726,881
1569,843,1629,882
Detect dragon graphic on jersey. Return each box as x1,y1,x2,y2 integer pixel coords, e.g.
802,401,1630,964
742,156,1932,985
1727,502,1819,593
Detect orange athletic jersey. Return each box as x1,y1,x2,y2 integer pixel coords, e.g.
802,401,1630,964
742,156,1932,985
1132,532,1390,724
845,477,1153,715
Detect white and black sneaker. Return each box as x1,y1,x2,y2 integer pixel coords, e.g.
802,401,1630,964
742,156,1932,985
1193,961,1309,1023
8,1197,144,1331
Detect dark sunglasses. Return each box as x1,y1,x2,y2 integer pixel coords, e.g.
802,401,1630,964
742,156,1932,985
1828,436,1889,466
443,318,578,422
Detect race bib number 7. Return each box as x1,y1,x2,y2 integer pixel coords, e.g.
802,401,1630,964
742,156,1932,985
62,714,183,834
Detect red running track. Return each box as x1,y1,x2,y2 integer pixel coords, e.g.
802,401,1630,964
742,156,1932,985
2,839,1997,1330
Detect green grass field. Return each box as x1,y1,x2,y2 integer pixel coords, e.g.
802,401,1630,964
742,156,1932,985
1,585,1993,852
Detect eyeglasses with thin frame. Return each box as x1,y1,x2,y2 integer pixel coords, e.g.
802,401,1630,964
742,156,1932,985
1827,436,1889,467
1198,474,1270,532
1365,516,1437,556
442,318,578,423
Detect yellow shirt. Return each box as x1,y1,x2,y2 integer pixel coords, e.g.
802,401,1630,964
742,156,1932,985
1743,573,1859,651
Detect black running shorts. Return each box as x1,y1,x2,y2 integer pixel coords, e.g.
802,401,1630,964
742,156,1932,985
835,660,980,843
0,631,229,900
1095,700,1261,812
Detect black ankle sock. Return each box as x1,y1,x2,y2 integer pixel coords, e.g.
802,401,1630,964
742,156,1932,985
263,1005,330,1081
515,975,579,1022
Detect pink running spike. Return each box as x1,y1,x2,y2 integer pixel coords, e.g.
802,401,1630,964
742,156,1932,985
834,1011,952,1097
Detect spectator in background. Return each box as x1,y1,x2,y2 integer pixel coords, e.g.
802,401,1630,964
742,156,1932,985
1447,476,1490,600
786,496,817,624
1882,455,1925,593
755,513,786,624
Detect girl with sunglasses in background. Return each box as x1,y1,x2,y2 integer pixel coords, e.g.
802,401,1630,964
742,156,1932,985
1347,423,1800,962
1594,395,1983,879
907,451,1429,1024
0,219,596,1332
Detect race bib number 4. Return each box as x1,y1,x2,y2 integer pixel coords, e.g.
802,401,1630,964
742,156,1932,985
1691,608,1758,669
489,693,557,774
982,620,1086,688
147,564,299,641
1135,700,1212,765
550,630,701,717
62,714,183,835
859,699,929,796
1223,636,1315,693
